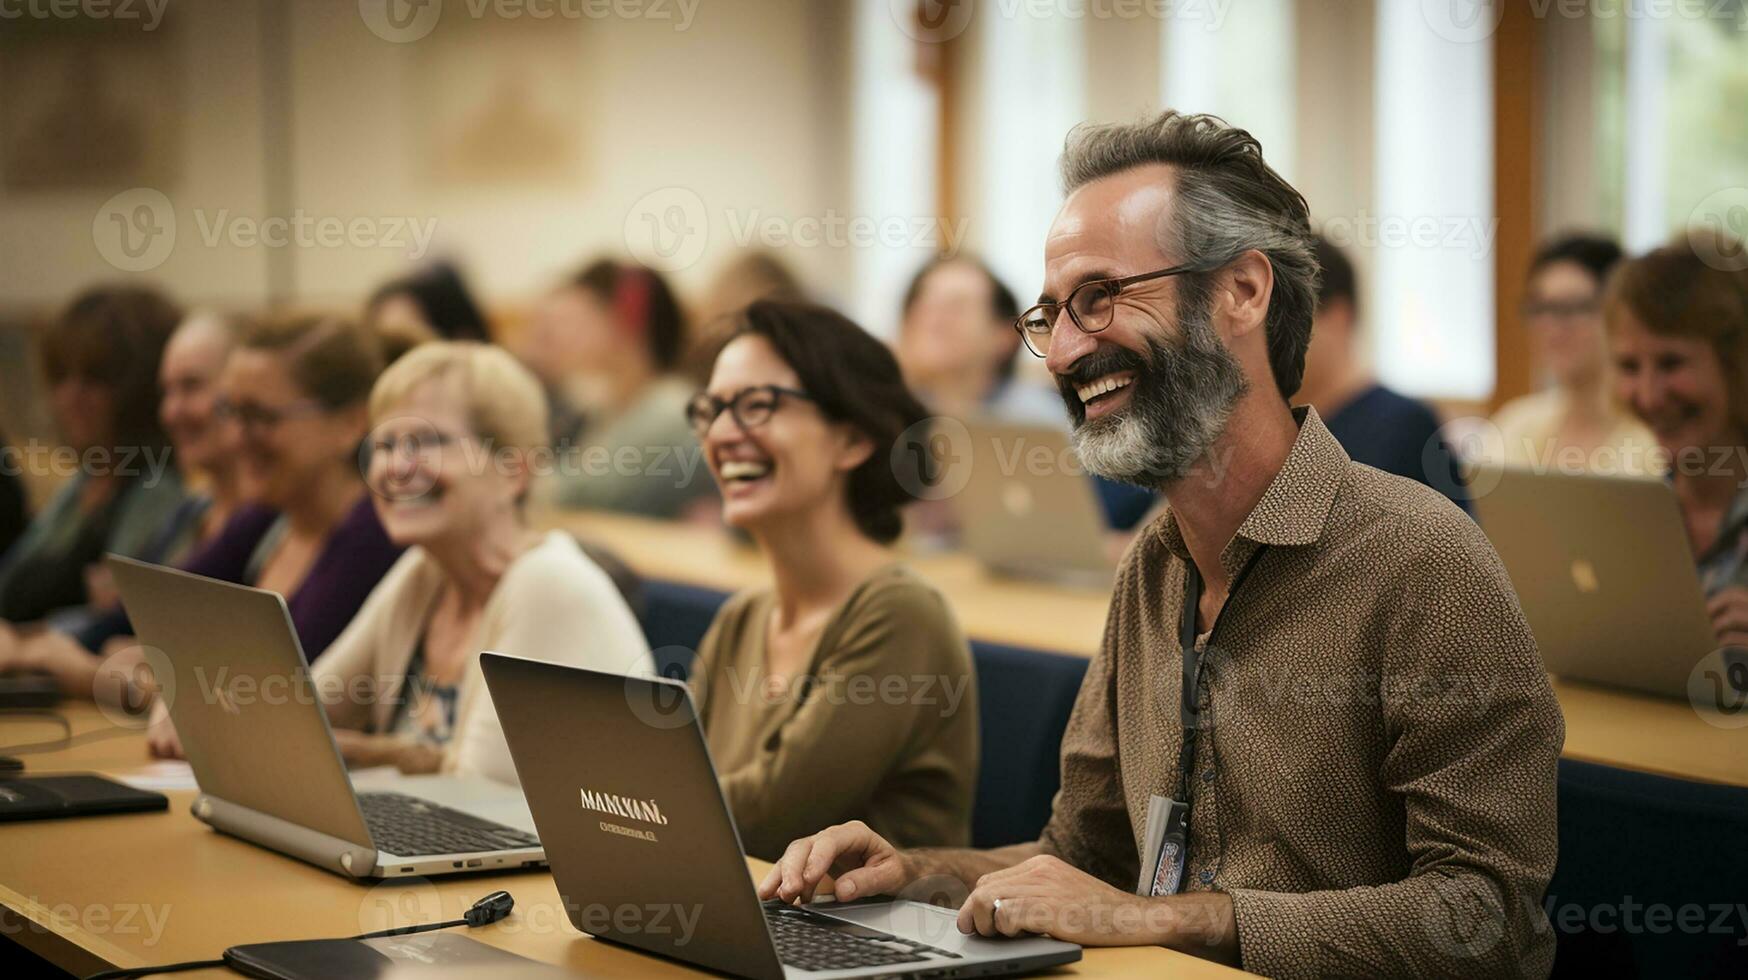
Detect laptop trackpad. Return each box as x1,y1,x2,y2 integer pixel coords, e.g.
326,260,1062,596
819,899,1030,955
350,771,538,834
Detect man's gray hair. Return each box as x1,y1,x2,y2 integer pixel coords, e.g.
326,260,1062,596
1060,110,1320,400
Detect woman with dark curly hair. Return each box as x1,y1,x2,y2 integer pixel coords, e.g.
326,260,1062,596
682,300,978,861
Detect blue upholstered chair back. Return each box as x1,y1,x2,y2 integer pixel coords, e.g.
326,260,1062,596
632,581,1089,849
967,641,1088,847
1548,758,1748,978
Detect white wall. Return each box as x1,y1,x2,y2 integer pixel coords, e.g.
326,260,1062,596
0,0,852,315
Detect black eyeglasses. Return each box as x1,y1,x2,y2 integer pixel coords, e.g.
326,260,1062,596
1013,263,1207,357
685,385,817,438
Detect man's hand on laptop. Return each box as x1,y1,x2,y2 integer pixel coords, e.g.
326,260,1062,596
760,820,912,905
958,854,1236,954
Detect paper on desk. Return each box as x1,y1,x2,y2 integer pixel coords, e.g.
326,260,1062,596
114,762,405,794
116,760,199,792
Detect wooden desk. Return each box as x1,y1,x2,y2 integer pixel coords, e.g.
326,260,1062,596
0,706,1247,979
545,509,1748,789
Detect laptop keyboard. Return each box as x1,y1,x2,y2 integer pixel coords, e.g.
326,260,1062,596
358,791,540,857
764,901,960,973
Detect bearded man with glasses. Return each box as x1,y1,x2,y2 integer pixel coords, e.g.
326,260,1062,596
760,110,1562,979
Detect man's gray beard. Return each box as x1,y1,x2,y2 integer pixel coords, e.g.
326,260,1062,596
1069,301,1248,488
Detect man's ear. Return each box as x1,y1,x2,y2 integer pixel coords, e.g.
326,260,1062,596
1215,249,1276,342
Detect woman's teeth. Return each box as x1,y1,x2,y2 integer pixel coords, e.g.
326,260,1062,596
1076,374,1133,404
719,460,773,482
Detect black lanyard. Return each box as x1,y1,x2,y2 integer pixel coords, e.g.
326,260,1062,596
1176,543,1269,801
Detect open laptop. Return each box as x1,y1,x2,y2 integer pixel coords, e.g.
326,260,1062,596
108,556,544,879
1471,467,1726,699
954,420,1117,587
480,653,1082,980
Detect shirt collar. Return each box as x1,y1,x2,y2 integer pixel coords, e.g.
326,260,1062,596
1156,406,1349,566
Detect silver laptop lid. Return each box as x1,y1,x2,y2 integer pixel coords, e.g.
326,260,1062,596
953,420,1114,582
480,652,785,980
1471,467,1718,698
107,555,373,847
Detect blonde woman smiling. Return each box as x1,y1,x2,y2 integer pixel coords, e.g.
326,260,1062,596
314,342,653,785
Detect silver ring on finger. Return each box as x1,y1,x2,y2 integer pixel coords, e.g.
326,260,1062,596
992,898,1004,915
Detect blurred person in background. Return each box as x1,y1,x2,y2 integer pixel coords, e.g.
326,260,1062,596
1605,230,1748,649
1488,234,1655,475
365,259,493,362
696,251,807,325
899,254,1158,540
1296,235,1468,510
143,314,403,754
0,285,189,627
896,254,1063,427
686,300,978,861
0,310,250,694
526,259,714,519
287,342,654,784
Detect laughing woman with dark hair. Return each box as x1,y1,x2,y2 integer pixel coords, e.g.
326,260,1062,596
684,300,979,861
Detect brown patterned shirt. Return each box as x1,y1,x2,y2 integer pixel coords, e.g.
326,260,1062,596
1039,408,1564,978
